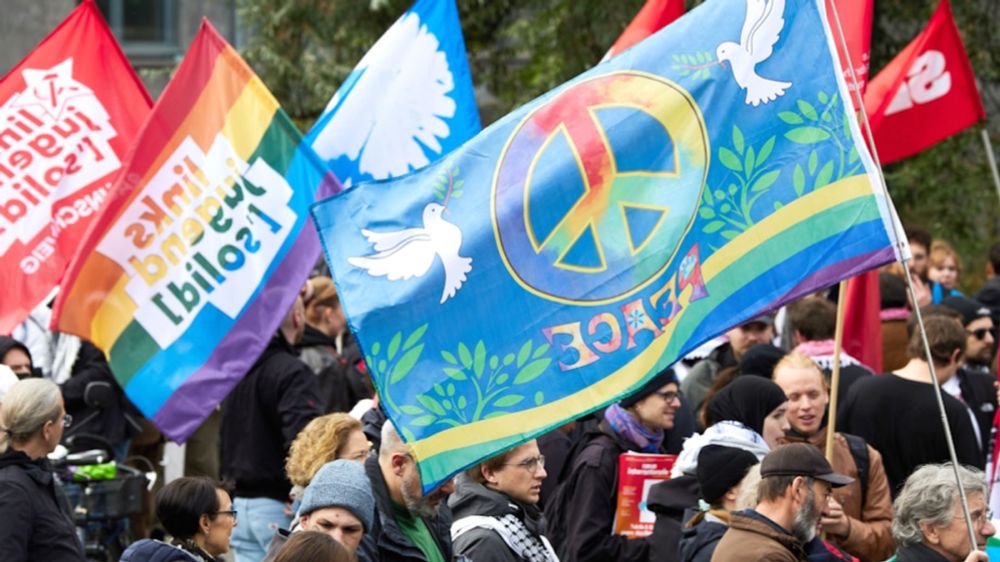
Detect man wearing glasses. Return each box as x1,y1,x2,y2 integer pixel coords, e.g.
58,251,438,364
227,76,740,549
450,439,556,562
544,367,681,562
937,297,998,464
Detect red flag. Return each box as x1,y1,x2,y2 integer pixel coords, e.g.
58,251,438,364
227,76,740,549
841,270,882,373
606,0,684,59
0,0,152,333
863,0,985,165
824,0,874,108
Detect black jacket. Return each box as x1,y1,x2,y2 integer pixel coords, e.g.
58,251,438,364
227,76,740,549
958,367,998,460
220,335,322,501
120,539,217,562
61,340,141,448
544,420,651,562
679,518,727,562
647,475,700,562
0,449,84,562
449,476,550,562
893,543,951,562
318,332,373,413
358,454,454,562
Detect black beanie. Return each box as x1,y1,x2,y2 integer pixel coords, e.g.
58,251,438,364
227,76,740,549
738,344,787,378
697,444,759,505
620,367,678,408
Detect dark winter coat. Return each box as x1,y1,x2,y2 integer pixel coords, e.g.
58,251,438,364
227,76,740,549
120,539,218,562
220,335,322,501
710,511,807,562
61,340,141,449
957,367,999,461
449,476,550,562
889,543,952,562
0,449,84,562
544,421,650,562
317,332,373,413
679,518,728,562
647,475,700,562
357,454,454,562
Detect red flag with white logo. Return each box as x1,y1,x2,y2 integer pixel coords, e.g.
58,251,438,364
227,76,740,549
824,0,873,109
0,0,152,333
605,0,685,60
863,0,985,165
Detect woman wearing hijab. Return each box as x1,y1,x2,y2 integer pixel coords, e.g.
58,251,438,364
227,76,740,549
647,375,790,561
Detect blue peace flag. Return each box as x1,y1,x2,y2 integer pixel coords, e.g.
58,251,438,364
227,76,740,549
306,0,481,186
312,0,903,491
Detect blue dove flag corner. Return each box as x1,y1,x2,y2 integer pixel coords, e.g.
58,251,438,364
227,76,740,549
306,0,481,186
312,0,903,492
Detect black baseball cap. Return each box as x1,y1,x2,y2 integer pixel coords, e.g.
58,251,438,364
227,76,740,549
760,443,853,487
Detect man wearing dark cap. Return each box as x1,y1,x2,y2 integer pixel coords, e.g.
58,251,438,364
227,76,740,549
683,316,775,414
711,443,853,562
545,368,681,562
935,297,997,463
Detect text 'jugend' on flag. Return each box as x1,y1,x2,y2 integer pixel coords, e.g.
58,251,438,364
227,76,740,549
312,0,903,491
0,0,151,333
307,0,481,187
54,20,339,442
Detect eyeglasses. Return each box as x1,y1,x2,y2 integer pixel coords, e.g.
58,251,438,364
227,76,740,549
654,390,682,403
62,414,72,428
214,509,238,520
967,328,993,341
503,455,545,473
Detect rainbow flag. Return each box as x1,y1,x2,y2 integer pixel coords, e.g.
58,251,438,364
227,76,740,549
54,21,337,441
313,0,903,491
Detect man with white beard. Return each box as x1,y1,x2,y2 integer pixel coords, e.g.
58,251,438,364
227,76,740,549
711,443,853,562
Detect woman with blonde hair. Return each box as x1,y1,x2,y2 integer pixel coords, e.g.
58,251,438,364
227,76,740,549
286,413,369,506
928,240,963,303
0,378,83,561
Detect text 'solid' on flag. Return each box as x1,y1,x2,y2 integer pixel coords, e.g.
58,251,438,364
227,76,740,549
54,19,338,442
313,0,904,491
0,0,151,333
863,0,985,165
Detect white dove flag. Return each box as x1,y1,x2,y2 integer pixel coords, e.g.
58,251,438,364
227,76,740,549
312,0,902,493
306,0,481,186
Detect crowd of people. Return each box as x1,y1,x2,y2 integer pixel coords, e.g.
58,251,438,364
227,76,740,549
2,226,1000,562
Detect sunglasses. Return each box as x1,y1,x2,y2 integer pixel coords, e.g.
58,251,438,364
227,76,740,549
967,328,994,341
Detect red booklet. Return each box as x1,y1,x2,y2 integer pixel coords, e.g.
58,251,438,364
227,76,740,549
612,452,677,537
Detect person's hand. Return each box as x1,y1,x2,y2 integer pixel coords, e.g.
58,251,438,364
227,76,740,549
820,497,850,537
963,550,988,562
284,501,293,517
910,273,931,308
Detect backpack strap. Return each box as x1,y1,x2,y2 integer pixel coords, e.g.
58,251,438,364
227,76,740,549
842,432,870,504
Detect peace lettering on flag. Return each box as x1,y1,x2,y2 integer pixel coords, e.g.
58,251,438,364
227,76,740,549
0,0,151,333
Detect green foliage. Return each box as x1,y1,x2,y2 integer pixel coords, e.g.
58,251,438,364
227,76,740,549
398,338,553,428
365,324,428,416
699,124,780,238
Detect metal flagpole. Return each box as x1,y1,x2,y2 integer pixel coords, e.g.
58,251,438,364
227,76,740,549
982,128,1000,205
828,0,980,549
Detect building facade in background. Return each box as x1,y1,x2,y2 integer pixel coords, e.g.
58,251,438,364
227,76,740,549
1,0,239,96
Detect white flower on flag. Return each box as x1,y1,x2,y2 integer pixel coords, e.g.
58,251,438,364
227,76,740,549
314,12,457,180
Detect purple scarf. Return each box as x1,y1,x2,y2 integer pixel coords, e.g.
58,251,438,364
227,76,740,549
605,403,664,453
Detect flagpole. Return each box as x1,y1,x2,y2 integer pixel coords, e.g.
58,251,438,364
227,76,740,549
825,280,847,462
981,127,1000,205
828,0,979,549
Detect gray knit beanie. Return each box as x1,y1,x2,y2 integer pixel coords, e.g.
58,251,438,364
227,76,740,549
298,459,375,531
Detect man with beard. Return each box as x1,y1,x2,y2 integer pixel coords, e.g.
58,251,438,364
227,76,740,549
938,297,998,461
889,463,994,562
711,443,853,562
358,422,455,562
